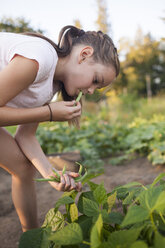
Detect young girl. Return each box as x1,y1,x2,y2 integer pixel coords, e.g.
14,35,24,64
0,25,120,232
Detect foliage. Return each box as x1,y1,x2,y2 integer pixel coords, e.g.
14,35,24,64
115,31,165,97
36,114,127,173
19,172,165,248
36,111,165,170
0,16,44,33
95,0,111,35
109,114,165,166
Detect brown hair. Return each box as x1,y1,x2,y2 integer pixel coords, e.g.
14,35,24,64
22,25,120,126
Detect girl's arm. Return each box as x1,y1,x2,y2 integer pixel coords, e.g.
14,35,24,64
14,123,82,191
0,55,81,126
0,55,50,126
0,105,50,126
14,122,52,177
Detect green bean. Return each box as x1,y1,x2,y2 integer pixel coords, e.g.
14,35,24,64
75,170,88,182
74,91,82,106
76,162,83,175
35,164,88,185
62,165,66,175
52,168,61,179
35,178,57,182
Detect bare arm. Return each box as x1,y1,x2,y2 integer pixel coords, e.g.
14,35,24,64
0,55,81,126
0,105,50,126
14,122,53,177
0,55,50,126
14,123,82,191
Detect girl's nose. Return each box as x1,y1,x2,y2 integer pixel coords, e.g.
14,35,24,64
87,87,95,95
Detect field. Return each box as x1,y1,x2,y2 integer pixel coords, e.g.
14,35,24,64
1,94,165,248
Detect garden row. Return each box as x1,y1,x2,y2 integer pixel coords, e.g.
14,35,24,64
36,114,165,172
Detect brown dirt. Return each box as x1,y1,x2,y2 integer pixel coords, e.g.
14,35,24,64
0,152,165,248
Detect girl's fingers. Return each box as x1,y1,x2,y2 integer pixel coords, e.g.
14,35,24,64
65,100,76,106
72,111,81,119
58,175,66,191
69,102,81,111
70,177,76,190
63,174,71,190
76,182,82,192
68,172,80,177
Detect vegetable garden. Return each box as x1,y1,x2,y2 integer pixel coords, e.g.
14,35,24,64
16,104,165,248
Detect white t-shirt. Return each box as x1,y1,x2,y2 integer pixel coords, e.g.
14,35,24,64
0,32,58,108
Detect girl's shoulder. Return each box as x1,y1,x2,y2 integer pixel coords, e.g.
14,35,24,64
1,32,58,82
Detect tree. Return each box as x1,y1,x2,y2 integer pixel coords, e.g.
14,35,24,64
115,29,165,98
0,16,44,33
73,19,82,29
95,0,111,35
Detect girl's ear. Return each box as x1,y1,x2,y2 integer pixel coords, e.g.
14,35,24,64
79,46,94,64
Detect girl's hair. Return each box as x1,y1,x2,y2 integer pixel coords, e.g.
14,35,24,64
22,25,120,126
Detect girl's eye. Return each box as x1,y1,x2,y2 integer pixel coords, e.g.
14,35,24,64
93,79,99,84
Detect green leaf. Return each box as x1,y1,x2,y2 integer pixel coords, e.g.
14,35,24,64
42,209,64,231
70,203,78,222
107,192,117,213
154,231,165,248
138,186,164,213
123,190,136,205
153,191,165,212
115,181,143,190
108,228,142,248
87,181,99,191
77,215,93,239
49,223,83,245
78,191,96,214
130,240,148,248
108,212,124,225
151,172,165,187
82,197,99,217
121,205,149,227
93,182,107,205
90,214,103,248
55,196,74,212
19,227,51,248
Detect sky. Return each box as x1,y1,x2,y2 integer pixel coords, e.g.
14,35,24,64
0,0,164,47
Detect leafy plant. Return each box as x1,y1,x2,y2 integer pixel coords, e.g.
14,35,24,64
19,171,165,248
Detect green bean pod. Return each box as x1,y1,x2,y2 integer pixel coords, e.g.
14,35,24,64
75,170,88,182
74,91,82,106
76,162,83,175
62,165,66,175
52,168,61,179
35,178,58,182
50,176,60,182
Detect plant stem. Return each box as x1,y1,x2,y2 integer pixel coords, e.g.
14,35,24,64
159,211,165,224
82,240,91,246
150,212,157,232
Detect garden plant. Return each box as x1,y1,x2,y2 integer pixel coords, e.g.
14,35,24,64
19,170,165,248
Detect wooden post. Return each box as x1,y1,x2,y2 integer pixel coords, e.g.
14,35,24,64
145,74,152,100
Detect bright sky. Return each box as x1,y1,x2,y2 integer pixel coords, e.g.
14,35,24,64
0,0,164,47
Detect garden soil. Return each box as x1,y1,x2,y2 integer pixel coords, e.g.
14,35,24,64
0,153,165,248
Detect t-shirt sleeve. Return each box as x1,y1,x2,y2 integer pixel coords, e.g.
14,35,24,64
8,41,55,82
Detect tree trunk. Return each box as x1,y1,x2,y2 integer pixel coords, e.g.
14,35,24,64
145,74,152,99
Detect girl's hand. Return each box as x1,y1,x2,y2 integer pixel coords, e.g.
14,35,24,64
49,101,81,122
47,170,82,192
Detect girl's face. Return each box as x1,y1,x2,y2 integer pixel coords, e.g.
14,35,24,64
62,46,116,97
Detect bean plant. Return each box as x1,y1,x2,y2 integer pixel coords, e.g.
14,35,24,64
19,171,165,248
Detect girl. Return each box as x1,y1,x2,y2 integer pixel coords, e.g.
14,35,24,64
0,25,120,232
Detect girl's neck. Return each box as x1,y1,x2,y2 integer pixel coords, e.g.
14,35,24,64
53,57,67,82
